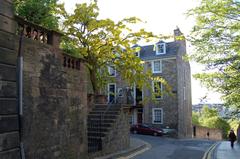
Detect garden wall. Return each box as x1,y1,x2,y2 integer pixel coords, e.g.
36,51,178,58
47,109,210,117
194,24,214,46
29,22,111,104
193,125,223,141
0,0,89,158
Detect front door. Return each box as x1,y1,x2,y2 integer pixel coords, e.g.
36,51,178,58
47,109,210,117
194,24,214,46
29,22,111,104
137,108,143,124
108,83,116,103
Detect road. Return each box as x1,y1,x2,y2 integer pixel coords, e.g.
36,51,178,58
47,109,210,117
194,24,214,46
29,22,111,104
131,134,215,159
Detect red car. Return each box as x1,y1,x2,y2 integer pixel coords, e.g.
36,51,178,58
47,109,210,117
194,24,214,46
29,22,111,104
130,124,163,136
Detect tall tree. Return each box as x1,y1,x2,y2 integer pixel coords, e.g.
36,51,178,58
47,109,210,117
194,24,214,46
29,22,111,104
188,0,240,116
14,0,64,30
62,2,169,95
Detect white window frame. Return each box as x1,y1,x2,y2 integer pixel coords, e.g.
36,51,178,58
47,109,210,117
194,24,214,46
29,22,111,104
108,66,116,77
117,88,123,97
152,81,163,99
152,108,163,124
151,60,162,73
156,43,166,55
108,83,116,103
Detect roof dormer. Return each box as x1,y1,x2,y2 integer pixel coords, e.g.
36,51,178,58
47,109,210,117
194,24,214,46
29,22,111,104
132,44,141,57
155,41,166,55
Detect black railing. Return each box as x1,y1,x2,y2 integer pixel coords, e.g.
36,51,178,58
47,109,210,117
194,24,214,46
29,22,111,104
88,114,103,153
88,103,121,153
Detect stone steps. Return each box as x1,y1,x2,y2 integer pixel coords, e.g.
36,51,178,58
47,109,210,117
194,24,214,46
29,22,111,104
88,131,107,137
88,114,118,119
88,126,110,132
87,104,122,154
89,111,119,115
93,104,121,110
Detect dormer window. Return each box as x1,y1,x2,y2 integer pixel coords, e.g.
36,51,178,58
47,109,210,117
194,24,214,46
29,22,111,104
135,51,140,57
156,43,166,55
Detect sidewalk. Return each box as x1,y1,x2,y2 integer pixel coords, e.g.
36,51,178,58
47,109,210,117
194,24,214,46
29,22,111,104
95,137,151,159
213,141,240,159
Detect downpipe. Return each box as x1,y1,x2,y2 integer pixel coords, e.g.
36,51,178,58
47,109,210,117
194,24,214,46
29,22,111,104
17,27,26,159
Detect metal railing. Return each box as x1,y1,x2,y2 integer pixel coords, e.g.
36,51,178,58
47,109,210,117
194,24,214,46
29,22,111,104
88,101,121,153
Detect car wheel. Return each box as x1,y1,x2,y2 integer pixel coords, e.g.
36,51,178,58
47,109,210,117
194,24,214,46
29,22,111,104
153,132,158,136
133,130,138,134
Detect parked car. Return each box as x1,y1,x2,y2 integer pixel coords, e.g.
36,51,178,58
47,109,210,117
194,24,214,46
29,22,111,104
130,124,164,136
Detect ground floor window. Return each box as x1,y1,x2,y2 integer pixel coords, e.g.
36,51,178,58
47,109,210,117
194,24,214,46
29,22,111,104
152,108,163,124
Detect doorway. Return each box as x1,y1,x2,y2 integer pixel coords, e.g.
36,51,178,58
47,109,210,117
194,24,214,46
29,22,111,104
108,83,116,103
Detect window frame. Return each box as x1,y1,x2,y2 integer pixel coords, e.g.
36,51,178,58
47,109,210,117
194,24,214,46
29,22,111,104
108,83,116,103
135,51,140,57
117,88,123,97
152,108,163,124
152,81,163,99
108,65,116,77
156,43,166,55
151,60,162,74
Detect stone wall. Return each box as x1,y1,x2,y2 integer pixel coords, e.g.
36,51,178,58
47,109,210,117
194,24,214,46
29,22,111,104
101,107,130,155
21,38,88,159
193,125,223,141
0,0,21,158
89,106,130,158
0,1,89,158
176,37,192,138
143,58,178,129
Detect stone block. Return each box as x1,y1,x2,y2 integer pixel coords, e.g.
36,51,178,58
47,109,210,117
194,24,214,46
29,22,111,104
0,148,21,159
0,81,16,98
0,31,15,50
0,115,19,133
0,47,16,65
0,64,16,81
0,0,14,18
0,15,16,34
0,132,19,151
0,99,17,115
2,0,13,4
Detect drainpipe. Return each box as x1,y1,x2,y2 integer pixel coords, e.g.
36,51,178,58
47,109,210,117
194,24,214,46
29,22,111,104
17,27,25,159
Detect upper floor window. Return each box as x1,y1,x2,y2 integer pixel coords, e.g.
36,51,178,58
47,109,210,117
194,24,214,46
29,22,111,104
152,60,162,73
152,81,162,99
108,66,116,77
156,43,166,55
135,51,140,57
152,108,163,124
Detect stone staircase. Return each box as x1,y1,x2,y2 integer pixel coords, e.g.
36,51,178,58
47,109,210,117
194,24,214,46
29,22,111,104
87,104,122,154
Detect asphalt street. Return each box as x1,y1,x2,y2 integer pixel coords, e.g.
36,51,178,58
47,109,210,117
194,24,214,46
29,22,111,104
131,134,216,159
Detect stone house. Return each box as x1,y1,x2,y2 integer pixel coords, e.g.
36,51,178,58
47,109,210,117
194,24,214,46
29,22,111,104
107,28,192,138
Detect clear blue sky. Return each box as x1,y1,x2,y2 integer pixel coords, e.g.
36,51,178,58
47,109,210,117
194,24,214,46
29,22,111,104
61,0,223,104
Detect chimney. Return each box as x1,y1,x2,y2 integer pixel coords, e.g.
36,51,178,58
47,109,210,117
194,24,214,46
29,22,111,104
174,27,184,41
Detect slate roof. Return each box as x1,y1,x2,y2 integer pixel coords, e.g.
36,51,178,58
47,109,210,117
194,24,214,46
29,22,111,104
139,41,179,61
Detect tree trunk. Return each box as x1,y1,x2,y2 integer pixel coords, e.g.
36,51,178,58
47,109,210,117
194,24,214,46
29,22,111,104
89,68,99,94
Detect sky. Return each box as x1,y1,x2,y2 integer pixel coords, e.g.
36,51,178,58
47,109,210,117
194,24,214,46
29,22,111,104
61,0,223,104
